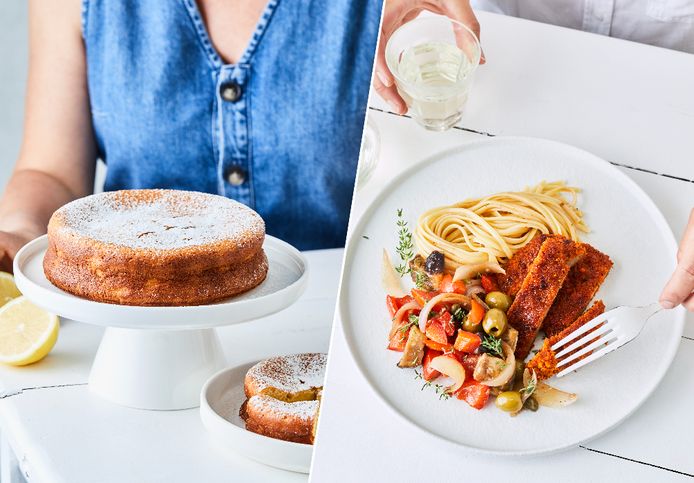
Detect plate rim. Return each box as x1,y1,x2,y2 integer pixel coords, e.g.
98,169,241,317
13,234,309,329
199,360,314,473
339,135,685,456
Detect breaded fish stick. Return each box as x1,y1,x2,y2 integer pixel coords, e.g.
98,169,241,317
507,236,586,360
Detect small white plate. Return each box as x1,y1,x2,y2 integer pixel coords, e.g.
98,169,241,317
340,137,686,455
13,235,307,329
200,361,314,473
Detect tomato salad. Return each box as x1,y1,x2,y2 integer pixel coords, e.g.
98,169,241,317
386,249,539,415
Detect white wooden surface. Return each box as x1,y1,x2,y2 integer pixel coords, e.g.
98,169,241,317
0,249,342,483
312,11,694,483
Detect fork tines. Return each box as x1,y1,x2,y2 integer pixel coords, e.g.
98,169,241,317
550,313,619,378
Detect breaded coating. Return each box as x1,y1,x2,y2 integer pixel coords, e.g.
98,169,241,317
527,300,606,380
498,234,546,297
507,236,586,360
542,244,613,337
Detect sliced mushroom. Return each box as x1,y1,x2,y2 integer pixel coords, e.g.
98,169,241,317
398,326,425,368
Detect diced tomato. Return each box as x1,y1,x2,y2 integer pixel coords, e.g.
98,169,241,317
468,298,486,326
459,353,479,373
453,330,482,353
411,289,439,307
424,339,453,352
455,380,490,410
425,318,448,344
388,325,409,352
422,348,443,381
386,294,415,318
387,311,418,352
439,274,467,294
480,274,499,294
429,311,455,337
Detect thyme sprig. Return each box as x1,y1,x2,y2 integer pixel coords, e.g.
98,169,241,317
414,370,452,400
394,209,414,276
481,334,504,358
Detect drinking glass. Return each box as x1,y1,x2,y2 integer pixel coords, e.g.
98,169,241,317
357,117,380,189
386,16,481,131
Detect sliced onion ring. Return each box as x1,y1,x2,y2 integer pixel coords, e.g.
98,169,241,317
388,301,420,338
417,293,470,332
429,355,466,393
466,283,486,298
452,262,506,282
382,249,406,297
533,382,578,408
476,342,515,387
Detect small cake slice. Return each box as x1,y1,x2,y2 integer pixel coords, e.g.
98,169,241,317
527,300,606,380
241,353,326,445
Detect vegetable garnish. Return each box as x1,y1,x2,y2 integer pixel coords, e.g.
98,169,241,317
451,305,465,322
520,370,538,398
414,271,428,289
398,314,419,334
395,209,414,276
480,334,504,358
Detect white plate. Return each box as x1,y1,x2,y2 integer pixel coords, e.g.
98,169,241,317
13,235,307,329
200,361,314,473
340,137,685,455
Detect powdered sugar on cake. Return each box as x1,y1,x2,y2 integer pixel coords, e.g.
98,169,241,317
248,395,318,420
56,190,264,249
247,353,326,393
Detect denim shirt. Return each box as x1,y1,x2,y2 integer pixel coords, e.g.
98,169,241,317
82,0,381,250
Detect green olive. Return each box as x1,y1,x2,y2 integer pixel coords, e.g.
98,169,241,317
483,308,508,337
485,291,512,312
462,314,482,333
495,391,523,413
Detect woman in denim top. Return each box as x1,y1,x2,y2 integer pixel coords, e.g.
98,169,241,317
0,0,380,271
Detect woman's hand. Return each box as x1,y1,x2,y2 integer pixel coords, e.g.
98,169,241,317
660,208,694,311
374,0,484,115
0,230,36,273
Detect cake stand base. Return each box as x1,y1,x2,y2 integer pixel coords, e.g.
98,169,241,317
89,327,226,410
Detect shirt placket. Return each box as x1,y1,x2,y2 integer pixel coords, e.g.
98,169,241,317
582,0,616,36
215,64,253,207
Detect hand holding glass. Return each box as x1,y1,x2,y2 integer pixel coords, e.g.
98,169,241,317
386,16,481,131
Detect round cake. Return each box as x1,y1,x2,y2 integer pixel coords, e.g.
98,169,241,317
241,353,326,444
43,189,268,306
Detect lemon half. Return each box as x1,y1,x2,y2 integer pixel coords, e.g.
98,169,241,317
0,272,21,307
0,296,59,366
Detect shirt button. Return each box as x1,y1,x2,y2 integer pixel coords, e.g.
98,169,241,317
220,81,242,102
226,166,246,186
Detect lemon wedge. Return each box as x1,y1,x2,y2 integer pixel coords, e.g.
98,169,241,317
0,296,59,366
0,271,21,307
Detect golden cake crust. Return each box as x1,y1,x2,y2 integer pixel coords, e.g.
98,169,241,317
43,189,268,306
242,396,318,444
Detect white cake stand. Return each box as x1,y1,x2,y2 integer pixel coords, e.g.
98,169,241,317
13,235,308,411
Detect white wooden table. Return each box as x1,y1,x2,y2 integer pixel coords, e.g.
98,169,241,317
312,11,694,482
0,249,342,483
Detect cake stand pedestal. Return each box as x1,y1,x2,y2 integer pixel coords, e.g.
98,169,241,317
13,235,308,410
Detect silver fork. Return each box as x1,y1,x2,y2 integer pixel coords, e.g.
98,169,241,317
550,302,663,378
